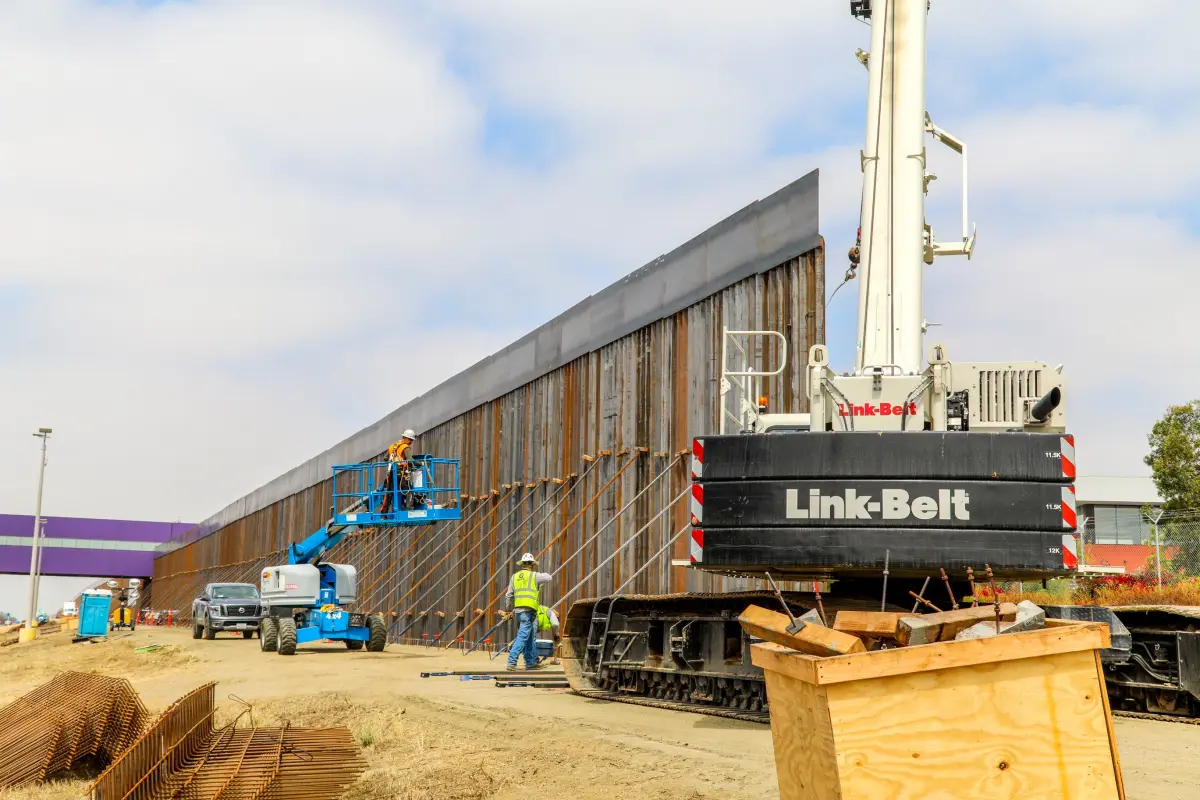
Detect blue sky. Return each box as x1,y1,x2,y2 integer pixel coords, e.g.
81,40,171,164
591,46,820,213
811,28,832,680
0,0,1196,553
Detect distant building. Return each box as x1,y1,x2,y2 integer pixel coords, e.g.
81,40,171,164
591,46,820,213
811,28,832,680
1075,476,1165,573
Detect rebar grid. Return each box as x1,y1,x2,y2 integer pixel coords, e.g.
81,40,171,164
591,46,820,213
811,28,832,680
87,682,366,800
0,671,149,790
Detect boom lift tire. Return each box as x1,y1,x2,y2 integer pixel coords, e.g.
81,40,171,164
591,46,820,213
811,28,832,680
277,617,297,656
260,617,278,652
203,616,216,640
345,638,365,650
367,614,387,652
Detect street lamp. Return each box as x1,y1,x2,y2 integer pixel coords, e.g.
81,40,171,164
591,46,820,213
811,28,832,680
21,428,51,641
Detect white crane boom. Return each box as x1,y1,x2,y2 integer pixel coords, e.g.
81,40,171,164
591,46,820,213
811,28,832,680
854,0,929,376
726,0,1065,436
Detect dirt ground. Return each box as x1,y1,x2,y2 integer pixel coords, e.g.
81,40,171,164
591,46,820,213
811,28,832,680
2,626,1198,800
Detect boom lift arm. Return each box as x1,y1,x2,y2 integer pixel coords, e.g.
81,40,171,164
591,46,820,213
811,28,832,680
259,455,462,656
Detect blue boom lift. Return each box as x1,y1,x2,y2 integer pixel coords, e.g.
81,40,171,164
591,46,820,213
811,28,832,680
259,454,460,655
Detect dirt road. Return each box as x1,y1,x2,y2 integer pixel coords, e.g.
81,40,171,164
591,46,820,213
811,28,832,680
2,626,1198,799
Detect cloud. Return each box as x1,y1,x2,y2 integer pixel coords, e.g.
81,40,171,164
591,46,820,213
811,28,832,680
0,0,1194,529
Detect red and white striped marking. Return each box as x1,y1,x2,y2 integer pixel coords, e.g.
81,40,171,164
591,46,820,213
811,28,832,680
1062,533,1079,570
689,529,704,563
690,483,704,524
1061,484,1077,529
1060,435,1076,479
691,438,704,480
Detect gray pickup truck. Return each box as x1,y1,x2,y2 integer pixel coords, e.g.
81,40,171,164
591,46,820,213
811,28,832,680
192,582,265,640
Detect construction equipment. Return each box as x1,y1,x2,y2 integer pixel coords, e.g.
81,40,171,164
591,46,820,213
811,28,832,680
260,453,460,655
564,0,1084,718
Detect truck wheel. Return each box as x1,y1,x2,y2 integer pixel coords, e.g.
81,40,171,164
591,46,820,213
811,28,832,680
345,638,365,650
192,621,202,640
242,630,254,639
203,616,216,640
277,617,297,655
260,618,278,652
367,615,387,652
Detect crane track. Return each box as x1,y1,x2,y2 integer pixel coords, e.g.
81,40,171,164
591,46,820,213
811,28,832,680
1112,710,1200,725
573,690,770,724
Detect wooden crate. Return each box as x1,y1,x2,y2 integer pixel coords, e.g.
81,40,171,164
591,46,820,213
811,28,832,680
751,619,1124,800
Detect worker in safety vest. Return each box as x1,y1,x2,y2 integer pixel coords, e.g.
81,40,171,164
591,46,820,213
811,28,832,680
503,553,552,671
380,429,416,513
536,604,561,664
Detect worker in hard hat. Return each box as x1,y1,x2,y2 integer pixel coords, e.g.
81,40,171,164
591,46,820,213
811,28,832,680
503,553,552,671
535,604,561,665
379,429,416,513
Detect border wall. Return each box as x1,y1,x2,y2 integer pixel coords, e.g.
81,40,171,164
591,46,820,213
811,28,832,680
148,169,824,643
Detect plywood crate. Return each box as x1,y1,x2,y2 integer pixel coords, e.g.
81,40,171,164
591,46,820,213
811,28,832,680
751,619,1124,800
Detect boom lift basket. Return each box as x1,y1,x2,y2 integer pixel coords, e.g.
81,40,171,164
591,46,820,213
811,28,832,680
331,456,461,527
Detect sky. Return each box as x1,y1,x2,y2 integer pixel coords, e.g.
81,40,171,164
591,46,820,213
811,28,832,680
1,0,1197,592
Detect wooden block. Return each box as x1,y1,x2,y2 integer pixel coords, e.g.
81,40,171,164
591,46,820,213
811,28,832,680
751,622,1123,800
752,622,1111,686
833,610,910,640
897,603,1019,646
738,605,866,658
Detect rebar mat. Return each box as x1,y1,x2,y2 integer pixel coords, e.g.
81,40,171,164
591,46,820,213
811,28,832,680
0,671,150,789
89,683,367,800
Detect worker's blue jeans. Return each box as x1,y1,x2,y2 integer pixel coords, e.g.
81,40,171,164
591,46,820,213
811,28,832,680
508,608,539,668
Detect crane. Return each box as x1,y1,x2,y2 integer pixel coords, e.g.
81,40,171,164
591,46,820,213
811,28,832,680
563,0,1079,718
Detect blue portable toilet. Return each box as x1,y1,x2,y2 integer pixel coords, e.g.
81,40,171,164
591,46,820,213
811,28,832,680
77,589,113,638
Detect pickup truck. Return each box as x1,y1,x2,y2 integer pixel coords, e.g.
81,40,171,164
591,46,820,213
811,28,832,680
192,582,265,640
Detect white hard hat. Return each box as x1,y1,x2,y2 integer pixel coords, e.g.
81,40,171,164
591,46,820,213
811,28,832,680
401,429,416,440
519,552,537,564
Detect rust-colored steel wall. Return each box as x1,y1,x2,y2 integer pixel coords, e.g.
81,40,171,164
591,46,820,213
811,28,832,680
148,245,825,641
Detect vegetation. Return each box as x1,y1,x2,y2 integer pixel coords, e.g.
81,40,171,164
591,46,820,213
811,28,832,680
993,573,1200,608
1145,400,1200,511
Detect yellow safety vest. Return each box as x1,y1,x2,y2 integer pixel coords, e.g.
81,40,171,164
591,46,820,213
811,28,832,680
511,569,539,610
536,606,551,632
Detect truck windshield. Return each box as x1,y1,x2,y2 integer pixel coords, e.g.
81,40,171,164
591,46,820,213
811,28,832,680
212,585,258,599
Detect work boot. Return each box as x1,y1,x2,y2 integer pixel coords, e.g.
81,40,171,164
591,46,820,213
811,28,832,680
506,664,518,671
525,661,545,670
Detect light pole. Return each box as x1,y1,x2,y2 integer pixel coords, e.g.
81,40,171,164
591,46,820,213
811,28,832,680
34,518,47,613
1150,508,1166,588
21,428,51,641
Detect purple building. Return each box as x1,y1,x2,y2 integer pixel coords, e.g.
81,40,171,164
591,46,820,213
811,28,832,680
0,514,194,578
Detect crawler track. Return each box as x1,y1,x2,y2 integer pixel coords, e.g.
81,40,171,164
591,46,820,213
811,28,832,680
573,689,770,724
1112,709,1200,726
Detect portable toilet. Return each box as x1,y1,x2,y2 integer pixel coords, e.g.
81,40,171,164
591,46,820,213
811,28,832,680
77,589,113,638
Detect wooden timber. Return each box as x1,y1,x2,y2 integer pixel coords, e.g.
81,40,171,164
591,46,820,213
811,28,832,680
751,620,1124,800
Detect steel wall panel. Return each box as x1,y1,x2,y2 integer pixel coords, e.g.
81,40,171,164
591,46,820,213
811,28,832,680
148,243,825,628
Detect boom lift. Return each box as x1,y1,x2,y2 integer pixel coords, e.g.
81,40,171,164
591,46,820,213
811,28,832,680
563,0,1080,718
260,454,460,655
